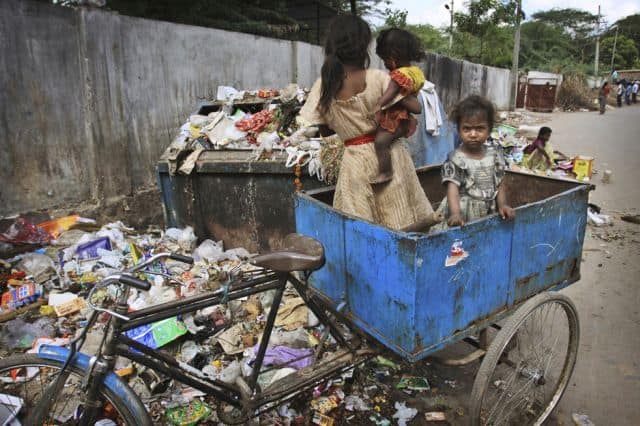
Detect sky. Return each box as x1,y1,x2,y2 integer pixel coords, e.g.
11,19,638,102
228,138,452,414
384,0,640,29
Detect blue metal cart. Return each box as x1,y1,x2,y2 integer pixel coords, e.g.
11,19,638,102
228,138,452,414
295,165,590,425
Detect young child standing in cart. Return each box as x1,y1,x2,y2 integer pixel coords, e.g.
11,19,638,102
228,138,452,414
370,28,426,185
431,95,516,231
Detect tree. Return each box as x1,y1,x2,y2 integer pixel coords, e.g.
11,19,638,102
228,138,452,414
531,8,598,64
41,0,394,43
383,8,408,28
519,21,576,72
602,14,640,57
453,0,518,63
407,24,449,54
600,35,639,70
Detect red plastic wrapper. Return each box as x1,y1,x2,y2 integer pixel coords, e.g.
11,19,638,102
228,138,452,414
0,218,52,245
235,110,274,133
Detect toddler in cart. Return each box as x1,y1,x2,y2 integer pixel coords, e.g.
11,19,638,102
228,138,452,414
431,95,516,231
370,28,426,185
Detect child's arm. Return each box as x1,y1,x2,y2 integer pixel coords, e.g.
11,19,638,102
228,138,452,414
375,80,402,112
536,145,553,166
496,184,516,220
447,182,465,227
399,95,422,114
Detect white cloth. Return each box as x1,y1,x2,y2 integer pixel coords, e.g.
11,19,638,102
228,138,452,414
419,81,443,136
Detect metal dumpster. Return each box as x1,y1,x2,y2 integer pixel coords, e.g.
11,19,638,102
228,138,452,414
295,166,590,361
157,150,326,253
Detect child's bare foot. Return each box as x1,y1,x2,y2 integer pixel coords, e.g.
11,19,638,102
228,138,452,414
370,172,393,186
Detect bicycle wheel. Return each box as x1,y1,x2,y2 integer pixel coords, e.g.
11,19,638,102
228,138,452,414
470,292,580,426
0,354,143,425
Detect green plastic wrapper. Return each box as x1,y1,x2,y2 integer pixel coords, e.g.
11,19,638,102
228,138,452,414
166,399,212,426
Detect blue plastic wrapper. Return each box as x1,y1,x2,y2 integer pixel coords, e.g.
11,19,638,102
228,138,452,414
125,317,188,350
76,237,112,260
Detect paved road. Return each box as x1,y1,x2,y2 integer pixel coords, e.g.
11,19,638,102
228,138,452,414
547,105,640,425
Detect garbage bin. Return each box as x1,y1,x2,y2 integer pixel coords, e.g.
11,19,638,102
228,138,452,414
157,150,326,253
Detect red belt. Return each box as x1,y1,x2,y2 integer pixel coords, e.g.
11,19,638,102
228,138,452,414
344,133,375,146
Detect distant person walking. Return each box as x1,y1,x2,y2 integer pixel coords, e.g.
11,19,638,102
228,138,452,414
633,80,639,104
625,82,632,105
598,82,610,114
616,82,623,107
611,69,618,84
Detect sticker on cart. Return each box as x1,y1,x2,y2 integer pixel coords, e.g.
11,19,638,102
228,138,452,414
445,240,469,267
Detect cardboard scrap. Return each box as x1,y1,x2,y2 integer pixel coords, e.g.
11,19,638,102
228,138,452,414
275,297,309,330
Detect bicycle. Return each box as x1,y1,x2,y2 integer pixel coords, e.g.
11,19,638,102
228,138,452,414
0,233,373,425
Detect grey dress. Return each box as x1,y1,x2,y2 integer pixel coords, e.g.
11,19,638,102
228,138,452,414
431,142,506,231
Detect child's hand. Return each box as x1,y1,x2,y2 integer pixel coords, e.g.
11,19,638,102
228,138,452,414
499,205,516,220
373,102,382,114
448,213,465,227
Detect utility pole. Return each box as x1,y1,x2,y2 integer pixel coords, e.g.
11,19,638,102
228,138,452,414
594,5,600,76
509,0,522,111
610,25,619,72
444,1,454,53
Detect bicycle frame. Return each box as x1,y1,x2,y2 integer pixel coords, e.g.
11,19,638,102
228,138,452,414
76,264,364,424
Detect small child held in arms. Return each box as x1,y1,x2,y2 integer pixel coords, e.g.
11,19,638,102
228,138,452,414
522,126,555,171
371,28,426,185
431,95,516,230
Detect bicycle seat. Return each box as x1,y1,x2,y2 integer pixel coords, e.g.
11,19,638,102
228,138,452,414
249,233,325,272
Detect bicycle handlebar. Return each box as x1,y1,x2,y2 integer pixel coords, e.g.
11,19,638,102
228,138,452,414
169,253,194,264
118,274,151,291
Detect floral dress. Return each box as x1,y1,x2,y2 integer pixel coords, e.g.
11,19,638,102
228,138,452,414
431,141,506,231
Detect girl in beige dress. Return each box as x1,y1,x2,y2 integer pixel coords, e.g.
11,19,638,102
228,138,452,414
299,15,440,232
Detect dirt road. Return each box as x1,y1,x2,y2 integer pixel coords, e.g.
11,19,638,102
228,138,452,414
547,105,640,425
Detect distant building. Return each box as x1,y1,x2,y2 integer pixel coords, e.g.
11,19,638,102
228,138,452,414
516,71,563,112
616,69,640,83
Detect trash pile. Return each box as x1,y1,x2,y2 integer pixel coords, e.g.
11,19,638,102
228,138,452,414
555,74,597,112
162,84,331,183
0,214,467,425
491,124,598,181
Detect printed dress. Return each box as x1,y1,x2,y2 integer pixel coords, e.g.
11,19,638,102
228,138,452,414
431,142,506,232
376,66,426,137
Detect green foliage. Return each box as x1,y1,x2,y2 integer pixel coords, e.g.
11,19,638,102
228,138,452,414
407,24,449,54
602,14,640,57
453,0,517,63
531,8,598,36
383,8,408,28
600,35,639,70
519,21,575,72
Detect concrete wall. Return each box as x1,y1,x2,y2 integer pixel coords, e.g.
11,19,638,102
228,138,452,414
422,53,511,112
0,0,322,216
0,0,511,217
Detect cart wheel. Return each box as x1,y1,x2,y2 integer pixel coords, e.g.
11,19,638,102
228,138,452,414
470,292,579,426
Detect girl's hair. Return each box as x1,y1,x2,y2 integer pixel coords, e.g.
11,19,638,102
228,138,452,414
602,82,609,88
376,28,425,63
537,126,552,138
449,95,496,130
318,15,371,115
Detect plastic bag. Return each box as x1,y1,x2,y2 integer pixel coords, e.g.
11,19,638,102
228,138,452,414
17,253,57,283
392,402,417,426
0,317,56,349
165,227,197,251
192,240,224,263
0,218,51,245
